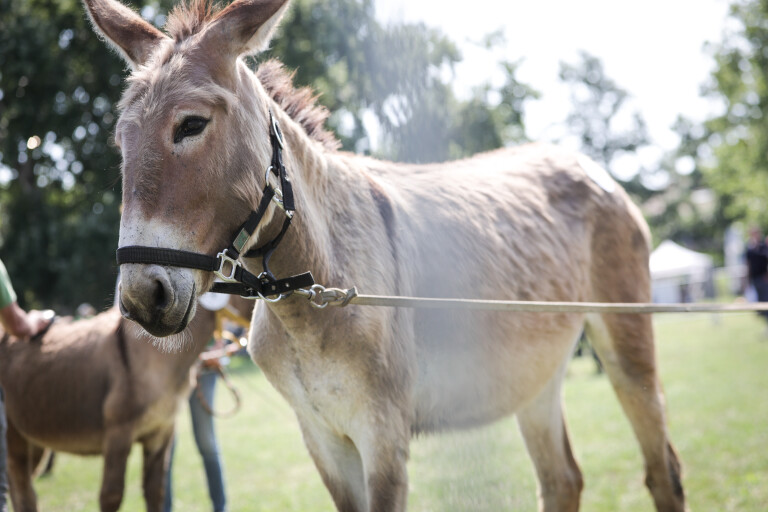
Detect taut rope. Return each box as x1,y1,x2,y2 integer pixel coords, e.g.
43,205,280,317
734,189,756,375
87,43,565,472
294,285,768,314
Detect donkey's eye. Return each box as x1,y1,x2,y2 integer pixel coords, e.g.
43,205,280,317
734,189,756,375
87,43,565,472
174,117,209,143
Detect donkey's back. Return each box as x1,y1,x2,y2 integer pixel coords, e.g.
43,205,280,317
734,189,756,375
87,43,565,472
382,144,643,302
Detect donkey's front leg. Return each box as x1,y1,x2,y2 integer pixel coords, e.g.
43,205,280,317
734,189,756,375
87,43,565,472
300,421,367,512
299,413,410,512
100,424,134,512
358,425,410,512
141,427,174,512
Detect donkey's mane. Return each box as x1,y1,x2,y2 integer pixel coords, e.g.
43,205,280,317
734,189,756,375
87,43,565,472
164,0,340,150
255,60,341,150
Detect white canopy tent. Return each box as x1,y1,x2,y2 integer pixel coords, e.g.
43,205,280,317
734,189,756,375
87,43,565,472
649,240,714,303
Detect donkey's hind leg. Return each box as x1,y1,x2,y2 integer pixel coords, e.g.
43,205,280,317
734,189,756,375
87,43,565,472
30,447,53,478
516,359,583,512
586,313,684,512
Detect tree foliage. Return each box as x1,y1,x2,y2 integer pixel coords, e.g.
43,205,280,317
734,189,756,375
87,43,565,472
558,51,656,203
643,117,729,255
560,52,649,168
265,0,537,163
0,0,139,311
556,51,730,254
694,0,768,228
647,0,768,256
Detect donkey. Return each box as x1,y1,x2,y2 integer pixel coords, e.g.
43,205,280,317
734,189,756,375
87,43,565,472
0,296,252,512
84,0,685,510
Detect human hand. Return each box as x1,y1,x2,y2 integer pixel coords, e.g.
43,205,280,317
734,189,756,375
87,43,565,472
27,309,55,339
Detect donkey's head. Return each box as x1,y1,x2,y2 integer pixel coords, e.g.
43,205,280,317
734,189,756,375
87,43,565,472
86,0,290,336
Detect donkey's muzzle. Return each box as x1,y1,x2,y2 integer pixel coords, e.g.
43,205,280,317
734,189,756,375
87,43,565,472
118,264,195,337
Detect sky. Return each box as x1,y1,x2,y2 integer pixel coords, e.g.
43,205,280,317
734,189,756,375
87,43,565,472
376,0,732,178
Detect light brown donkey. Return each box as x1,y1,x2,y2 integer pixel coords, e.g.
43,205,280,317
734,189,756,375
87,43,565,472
85,0,685,510
0,296,252,512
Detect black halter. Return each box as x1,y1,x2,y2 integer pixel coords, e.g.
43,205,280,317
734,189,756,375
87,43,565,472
116,112,314,298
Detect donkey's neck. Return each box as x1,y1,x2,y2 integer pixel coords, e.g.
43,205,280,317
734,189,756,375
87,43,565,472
239,67,398,318
243,101,339,288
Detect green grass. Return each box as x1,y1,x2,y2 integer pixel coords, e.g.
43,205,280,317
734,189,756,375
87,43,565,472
29,313,768,511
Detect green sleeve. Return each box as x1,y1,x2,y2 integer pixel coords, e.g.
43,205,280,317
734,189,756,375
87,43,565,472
0,260,18,309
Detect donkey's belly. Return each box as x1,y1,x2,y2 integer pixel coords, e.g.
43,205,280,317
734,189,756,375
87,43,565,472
5,389,106,454
411,312,581,434
8,413,106,455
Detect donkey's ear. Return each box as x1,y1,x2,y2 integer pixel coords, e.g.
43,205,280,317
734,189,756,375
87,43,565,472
83,0,167,68
203,0,290,57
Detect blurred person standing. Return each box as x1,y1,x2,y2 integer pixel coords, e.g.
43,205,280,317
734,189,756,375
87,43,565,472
164,292,231,512
745,227,768,330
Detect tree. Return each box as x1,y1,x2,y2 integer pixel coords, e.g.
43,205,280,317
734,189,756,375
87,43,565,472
644,0,768,257
0,0,151,311
558,51,655,203
260,0,463,157
386,58,539,163
555,51,730,252
694,0,768,229
642,117,729,257
264,0,537,163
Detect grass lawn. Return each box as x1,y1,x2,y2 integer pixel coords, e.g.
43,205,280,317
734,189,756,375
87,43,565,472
30,312,768,511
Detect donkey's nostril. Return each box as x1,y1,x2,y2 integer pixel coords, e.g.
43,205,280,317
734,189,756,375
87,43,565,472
153,278,170,312
118,297,133,321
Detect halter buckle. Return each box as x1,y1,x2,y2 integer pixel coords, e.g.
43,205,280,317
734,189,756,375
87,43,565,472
272,188,295,218
264,167,294,217
215,250,241,283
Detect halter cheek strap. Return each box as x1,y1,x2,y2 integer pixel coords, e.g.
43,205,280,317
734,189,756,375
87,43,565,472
115,111,314,299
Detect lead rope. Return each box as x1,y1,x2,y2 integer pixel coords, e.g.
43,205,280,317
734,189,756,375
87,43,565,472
194,305,252,418
290,285,768,314
194,365,242,419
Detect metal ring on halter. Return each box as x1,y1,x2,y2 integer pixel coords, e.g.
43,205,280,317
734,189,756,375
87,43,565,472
264,166,279,187
308,284,330,309
257,290,286,303
255,270,286,303
271,115,285,148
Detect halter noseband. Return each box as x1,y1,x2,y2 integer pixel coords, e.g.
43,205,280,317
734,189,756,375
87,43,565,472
115,112,314,299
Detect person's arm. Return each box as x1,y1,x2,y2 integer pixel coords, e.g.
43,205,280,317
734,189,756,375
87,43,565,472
199,343,242,365
0,259,53,339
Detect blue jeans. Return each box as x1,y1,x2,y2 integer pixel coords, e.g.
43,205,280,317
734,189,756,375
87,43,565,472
164,370,227,512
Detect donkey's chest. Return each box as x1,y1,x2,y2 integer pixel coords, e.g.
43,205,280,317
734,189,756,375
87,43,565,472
249,331,368,431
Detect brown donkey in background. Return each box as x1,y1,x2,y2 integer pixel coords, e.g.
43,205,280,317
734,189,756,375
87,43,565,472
85,0,685,510
0,296,252,512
